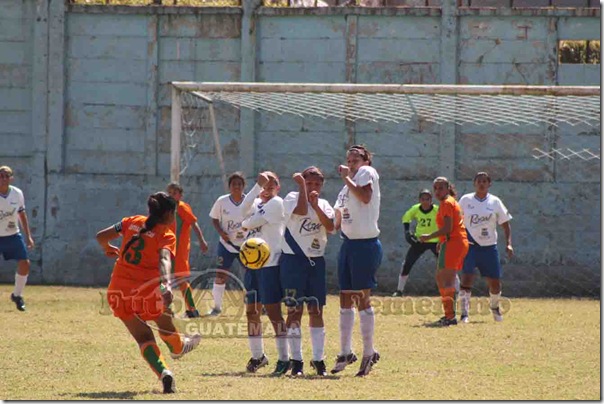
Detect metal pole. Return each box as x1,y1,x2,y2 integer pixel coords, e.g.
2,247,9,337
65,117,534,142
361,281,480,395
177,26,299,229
170,85,182,183
208,103,229,192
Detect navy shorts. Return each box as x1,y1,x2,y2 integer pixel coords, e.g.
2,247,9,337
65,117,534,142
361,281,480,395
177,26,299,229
338,236,382,291
280,254,326,307
462,244,502,279
244,265,283,305
216,242,240,270
0,234,28,261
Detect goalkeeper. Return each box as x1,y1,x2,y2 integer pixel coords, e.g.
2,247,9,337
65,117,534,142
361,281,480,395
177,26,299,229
392,189,440,296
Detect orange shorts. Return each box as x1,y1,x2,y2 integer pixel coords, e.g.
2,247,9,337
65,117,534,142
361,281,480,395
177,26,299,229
107,277,165,322
437,238,469,271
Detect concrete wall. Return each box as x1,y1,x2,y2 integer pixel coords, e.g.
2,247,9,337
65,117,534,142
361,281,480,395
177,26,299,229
0,0,600,296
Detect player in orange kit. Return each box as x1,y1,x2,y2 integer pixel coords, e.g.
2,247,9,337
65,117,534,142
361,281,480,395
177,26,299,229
166,183,209,318
96,191,201,393
419,177,469,327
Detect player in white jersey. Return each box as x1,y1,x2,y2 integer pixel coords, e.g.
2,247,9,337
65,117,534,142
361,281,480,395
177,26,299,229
208,172,247,316
458,172,513,323
0,166,34,311
281,166,335,377
332,145,382,377
240,171,289,375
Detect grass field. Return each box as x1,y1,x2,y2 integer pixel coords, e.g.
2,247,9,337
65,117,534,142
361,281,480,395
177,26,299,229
1,285,600,400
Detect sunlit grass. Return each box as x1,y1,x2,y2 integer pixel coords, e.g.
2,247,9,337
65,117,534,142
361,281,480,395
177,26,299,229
0,285,599,400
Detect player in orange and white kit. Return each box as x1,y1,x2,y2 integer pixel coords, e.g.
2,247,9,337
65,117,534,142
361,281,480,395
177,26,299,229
96,192,201,394
419,177,469,327
166,183,209,318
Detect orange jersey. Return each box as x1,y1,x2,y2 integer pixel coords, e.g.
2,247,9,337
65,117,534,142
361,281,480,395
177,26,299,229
436,195,467,243
111,215,176,283
169,201,198,275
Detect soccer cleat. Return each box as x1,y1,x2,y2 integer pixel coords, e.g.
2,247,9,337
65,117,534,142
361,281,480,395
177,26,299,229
290,359,304,377
460,314,469,324
246,354,269,373
491,307,503,322
170,334,201,360
433,316,458,327
330,352,358,374
272,359,291,376
392,290,404,297
355,351,380,377
310,360,327,376
160,369,175,394
185,309,201,318
206,307,222,317
11,294,25,311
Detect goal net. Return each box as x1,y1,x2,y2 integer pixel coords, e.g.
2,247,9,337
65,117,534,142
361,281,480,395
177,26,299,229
171,82,600,298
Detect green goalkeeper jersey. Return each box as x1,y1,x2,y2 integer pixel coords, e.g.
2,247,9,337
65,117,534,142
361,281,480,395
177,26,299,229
402,203,440,243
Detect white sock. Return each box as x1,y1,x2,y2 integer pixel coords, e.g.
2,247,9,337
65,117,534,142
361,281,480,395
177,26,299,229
276,336,289,362
339,308,355,356
248,335,264,359
310,327,325,361
397,274,409,292
359,308,375,357
13,274,28,297
287,327,303,361
212,282,226,310
454,274,460,293
490,292,501,310
460,289,471,316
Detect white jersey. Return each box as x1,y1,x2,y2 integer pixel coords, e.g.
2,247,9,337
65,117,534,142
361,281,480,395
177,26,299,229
0,186,25,237
334,165,381,239
282,191,335,257
209,194,248,254
241,192,285,268
458,192,512,247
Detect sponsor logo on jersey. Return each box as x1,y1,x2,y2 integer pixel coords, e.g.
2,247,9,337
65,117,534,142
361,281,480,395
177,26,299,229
469,213,493,226
342,208,350,220
0,208,16,221
299,217,322,235
226,220,242,232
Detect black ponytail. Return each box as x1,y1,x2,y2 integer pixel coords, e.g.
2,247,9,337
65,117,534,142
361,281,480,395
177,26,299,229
122,192,176,258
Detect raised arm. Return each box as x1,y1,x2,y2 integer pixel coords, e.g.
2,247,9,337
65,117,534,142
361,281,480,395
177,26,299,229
338,165,372,204
241,173,268,217
309,191,335,233
292,173,308,216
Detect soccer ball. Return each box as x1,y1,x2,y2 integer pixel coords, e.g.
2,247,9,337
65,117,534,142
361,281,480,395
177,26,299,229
239,238,270,270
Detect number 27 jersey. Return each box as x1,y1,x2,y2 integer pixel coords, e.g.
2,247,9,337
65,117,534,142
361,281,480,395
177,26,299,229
112,215,176,282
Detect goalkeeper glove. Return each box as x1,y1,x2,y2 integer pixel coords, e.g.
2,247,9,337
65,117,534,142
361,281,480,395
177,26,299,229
405,231,417,245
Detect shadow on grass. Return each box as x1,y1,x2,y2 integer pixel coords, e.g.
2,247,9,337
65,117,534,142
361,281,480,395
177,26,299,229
199,371,340,380
68,391,141,399
414,319,489,328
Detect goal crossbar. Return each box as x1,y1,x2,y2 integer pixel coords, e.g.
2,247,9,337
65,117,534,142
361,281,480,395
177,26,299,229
172,82,600,96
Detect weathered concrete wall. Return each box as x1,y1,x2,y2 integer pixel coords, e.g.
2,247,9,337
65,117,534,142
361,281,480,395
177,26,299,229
0,0,600,296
